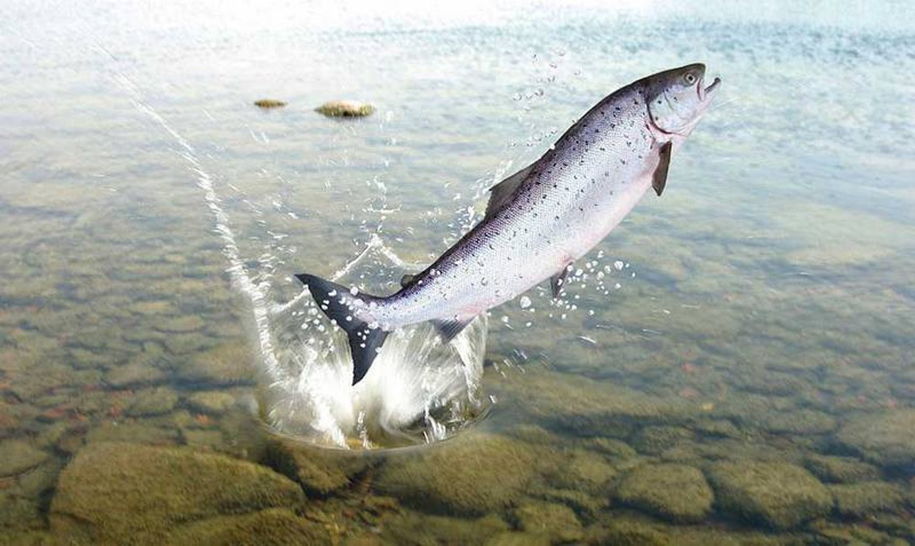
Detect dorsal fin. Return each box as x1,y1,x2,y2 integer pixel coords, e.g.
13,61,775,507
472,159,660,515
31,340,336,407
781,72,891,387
484,163,535,219
652,141,672,196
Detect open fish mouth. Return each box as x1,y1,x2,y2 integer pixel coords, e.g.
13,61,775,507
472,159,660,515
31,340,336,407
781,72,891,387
700,76,722,100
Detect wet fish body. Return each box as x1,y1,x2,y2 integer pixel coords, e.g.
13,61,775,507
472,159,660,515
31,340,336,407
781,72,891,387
297,63,720,384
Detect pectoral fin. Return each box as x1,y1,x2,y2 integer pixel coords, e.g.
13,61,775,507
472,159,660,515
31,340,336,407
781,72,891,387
550,264,572,298
432,316,475,342
484,163,535,219
652,141,672,196
400,273,415,288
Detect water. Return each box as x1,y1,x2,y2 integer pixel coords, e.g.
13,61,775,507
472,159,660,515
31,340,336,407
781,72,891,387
1,0,914,542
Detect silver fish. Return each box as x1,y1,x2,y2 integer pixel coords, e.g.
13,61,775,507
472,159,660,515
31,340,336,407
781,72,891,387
297,63,721,384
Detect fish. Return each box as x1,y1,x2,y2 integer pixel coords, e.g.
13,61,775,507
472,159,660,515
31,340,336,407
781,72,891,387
297,63,721,384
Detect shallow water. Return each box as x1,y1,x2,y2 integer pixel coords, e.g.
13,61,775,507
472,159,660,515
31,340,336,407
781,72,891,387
1,0,914,543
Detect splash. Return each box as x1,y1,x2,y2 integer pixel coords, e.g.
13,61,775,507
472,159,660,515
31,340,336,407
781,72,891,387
117,76,489,449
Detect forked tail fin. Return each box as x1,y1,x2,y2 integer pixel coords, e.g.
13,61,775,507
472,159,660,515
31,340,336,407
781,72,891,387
295,273,389,385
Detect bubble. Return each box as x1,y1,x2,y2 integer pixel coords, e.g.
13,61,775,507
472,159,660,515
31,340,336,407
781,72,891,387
519,296,532,309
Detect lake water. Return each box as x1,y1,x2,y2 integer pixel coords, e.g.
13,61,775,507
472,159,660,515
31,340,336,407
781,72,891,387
1,0,914,543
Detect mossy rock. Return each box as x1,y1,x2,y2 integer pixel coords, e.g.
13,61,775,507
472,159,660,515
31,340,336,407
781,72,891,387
166,508,330,545
178,341,255,386
829,481,906,517
50,442,306,543
0,439,49,477
836,410,915,468
631,426,694,455
484,531,551,546
513,501,583,543
804,454,880,483
125,386,179,416
381,511,509,545
254,99,287,109
376,432,546,515
263,439,368,497
586,515,671,546
546,449,616,492
707,460,831,529
186,391,236,415
615,463,713,523
315,100,374,117
103,358,167,388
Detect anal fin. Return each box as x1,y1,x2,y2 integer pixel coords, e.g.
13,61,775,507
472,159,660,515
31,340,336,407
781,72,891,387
432,316,475,343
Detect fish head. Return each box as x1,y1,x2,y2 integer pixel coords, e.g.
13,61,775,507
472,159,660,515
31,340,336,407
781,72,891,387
644,63,720,137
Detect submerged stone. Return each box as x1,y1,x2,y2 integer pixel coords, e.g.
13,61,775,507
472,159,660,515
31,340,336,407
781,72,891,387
0,440,49,477
264,439,368,497
376,432,545,515
631,426,694,455
707,460,832,529
615,463,713,523
254,99,287,109
125,386,179,416
167,508,330,544
804,454,880,483
50,442,305,543
186,390,236,415
315,100,375,117
836,409,915,468
830,481,906,517
103,358,167,388
513,501,584,543
178,341,255,386
382,511,510,545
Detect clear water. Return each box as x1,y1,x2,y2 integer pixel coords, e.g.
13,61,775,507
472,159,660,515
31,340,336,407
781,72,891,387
1,0,914,542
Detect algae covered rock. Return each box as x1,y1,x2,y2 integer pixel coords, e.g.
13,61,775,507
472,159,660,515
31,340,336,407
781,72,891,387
166,508,330,545
707,460,832,529
376,432,543,515
804,454,880,483
178,341,255,386
186,390,236,415
836,409,915,468
0,439,49,477
50,442,306,543
315,100,375,117
615,463,713,522
382,511,510,545
125,386,179,416
631,426,694,456
513,501,583,543
829,481,906,517
254,99,287,109
264,438,368,496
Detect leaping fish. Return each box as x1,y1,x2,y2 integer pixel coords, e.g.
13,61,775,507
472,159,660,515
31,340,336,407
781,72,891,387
297,63,721,384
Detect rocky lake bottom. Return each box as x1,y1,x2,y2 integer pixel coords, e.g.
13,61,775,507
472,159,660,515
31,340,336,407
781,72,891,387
2,0,915,544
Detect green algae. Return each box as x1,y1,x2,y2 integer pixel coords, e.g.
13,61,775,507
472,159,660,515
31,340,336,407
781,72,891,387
614,463,714,523
50,442,307,544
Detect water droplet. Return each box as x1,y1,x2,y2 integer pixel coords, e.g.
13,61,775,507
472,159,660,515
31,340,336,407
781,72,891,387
519,296,532,309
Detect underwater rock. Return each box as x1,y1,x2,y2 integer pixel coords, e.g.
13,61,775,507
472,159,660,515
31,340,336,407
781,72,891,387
156,315,206,334
376,432,545,515
614,463,713,523
513,501,584,543
125,386,179,416
0,493,44,533
254,99,287,109
484,531,551,546
264,439,368,497
586,513,672,546
50,442,306,543
166,508,330,544
315,100,375,117
757,408,838,435
85,421,179,446
382,511,510,545
804,454,880,483
830,481,906,518
0,440,49,477
587,437,639,461
530,487,606,521
707,460,832,529
103,358,167,388
545,449,616,493
178,341,255,386
186,390,236,415
631,426,694,456
180,428,226,450
836,409,915,468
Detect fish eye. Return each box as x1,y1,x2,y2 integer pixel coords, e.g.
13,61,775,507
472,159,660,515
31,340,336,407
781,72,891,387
684,73,697,84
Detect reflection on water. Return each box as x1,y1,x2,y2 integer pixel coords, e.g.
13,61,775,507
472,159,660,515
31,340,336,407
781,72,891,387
1,0,914,543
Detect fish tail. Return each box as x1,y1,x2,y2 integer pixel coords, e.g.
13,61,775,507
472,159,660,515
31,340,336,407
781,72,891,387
294,273,390,385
